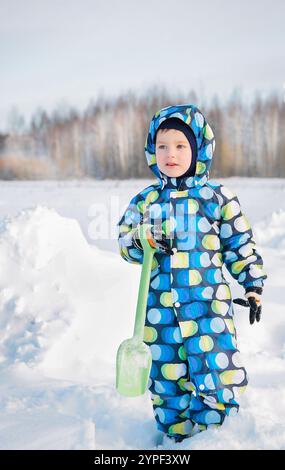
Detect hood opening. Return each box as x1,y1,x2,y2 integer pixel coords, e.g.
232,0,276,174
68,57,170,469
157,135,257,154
144,104,215,190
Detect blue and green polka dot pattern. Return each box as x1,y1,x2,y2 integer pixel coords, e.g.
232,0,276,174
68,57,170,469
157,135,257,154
117,104,267,439
146,306,240,438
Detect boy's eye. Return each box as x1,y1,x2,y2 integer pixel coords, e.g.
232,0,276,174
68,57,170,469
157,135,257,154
158,145,185,149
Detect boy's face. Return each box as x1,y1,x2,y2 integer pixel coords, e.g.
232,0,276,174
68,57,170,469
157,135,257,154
155,129,192,177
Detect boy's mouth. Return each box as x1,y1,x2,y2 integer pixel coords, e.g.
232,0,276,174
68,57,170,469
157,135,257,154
166,163,179,167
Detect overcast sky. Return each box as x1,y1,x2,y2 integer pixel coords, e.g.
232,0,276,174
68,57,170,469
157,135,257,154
1,0,284,131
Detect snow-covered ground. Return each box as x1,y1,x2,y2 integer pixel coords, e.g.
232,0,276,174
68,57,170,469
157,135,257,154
0,177,284,450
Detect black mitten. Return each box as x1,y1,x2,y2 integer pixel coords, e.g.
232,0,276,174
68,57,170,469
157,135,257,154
233,286,262,325
149,225,174,255
132,211,173,255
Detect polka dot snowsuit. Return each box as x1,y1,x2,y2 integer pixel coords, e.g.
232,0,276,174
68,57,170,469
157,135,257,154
117,104,267,440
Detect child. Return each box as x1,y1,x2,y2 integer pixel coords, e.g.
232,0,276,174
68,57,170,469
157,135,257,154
117,104,267,445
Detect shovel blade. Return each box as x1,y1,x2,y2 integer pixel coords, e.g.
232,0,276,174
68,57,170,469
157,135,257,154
116,337,152,397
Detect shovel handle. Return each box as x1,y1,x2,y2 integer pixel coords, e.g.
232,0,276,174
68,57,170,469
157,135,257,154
133,223,156,340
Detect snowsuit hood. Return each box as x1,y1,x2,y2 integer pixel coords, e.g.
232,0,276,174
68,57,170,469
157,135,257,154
145,104,216,190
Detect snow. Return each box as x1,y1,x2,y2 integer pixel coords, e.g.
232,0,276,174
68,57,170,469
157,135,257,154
0,177,284,450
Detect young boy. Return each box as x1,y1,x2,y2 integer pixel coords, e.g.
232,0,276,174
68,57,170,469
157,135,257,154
117,104,267,445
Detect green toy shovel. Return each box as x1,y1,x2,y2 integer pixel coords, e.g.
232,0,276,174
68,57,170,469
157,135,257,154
116,223,156,397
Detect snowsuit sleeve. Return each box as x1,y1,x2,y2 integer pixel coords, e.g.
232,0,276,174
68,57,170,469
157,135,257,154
219,186,267,290
117,193,144,265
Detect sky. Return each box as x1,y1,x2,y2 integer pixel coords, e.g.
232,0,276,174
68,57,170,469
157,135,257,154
0,0,285,132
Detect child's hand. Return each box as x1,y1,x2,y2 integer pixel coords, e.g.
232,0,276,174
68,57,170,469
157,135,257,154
149,225,174,255
233,293,262,325
245,292,262,324
133,220,173,255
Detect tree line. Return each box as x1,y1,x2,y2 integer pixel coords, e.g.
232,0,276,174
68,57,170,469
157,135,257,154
0,86,284,179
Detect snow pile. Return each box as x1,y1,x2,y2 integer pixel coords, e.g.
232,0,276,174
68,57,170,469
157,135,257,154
0,205,140,381
0,206,79,366
0,203,146,449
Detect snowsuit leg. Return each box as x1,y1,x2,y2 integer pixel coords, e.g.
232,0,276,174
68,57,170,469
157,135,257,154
182,313,241,431
144,293,241,438
144,300,195,438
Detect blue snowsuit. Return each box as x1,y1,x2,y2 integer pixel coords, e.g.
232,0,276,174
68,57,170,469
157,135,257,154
117,104,267,439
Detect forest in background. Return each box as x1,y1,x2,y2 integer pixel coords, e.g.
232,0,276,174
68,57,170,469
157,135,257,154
0,86,284,179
